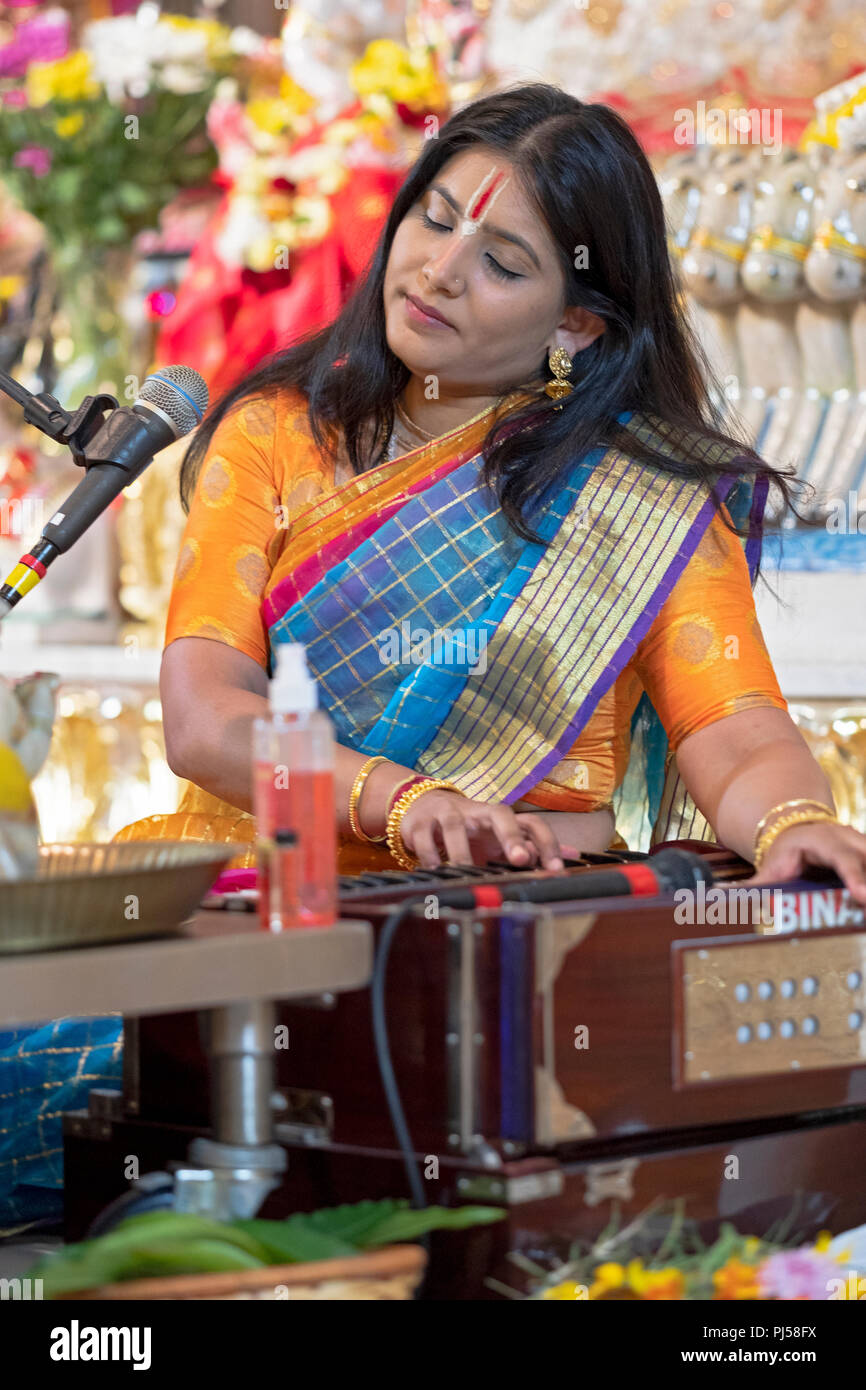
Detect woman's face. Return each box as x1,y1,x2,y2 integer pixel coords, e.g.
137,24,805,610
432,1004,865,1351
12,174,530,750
383,148,597,396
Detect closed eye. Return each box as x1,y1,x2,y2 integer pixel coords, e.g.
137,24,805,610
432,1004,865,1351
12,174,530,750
419,209,523,281
421,210,451,233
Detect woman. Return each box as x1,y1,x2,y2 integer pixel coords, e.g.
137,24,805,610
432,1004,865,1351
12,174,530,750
8,82,864,1232
127,82,866,893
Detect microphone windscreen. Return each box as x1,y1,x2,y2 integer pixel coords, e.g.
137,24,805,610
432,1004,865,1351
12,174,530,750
138,366,209,436
649,847,715,891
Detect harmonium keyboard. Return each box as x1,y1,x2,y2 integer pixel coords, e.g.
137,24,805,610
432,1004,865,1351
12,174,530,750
62,843,866,1298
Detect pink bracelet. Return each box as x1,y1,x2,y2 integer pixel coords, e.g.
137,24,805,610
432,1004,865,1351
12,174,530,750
385,775,431,817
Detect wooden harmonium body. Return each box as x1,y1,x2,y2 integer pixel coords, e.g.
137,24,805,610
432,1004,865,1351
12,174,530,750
129,848,866,1156
62,849,866,1294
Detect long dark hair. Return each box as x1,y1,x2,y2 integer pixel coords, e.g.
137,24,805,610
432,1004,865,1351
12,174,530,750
180,82,797,545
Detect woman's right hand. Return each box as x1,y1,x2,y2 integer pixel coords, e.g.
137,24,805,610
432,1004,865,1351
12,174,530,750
398,789,565,871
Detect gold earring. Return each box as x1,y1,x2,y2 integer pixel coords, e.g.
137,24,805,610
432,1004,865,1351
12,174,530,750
544,346,573,406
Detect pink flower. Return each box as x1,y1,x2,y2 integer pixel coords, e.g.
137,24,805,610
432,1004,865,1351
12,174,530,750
2,89,28,108
12,145,52,178
758,1249,841,1301
0,14,69,78
206,98,249,168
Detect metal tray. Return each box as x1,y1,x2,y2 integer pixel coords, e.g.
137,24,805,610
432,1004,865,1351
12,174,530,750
0,841,235,954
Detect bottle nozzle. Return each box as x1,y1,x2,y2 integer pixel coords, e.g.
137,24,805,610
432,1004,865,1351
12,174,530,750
270,642,318,714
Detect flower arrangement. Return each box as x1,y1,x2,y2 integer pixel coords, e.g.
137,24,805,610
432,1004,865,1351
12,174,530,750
491,1201,862,1301
207,71,329,274
349,38,450,116
0,11,257,401
0,17,242,267
209,39,449,275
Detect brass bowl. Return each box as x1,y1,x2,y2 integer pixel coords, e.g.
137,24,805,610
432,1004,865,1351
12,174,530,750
0,841,236,954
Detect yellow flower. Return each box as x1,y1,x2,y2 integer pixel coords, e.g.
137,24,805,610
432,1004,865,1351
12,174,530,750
350,39,448,112
0,744,35,816
812,1229,852,1263
160,14,232,62
808,1229,852,1264
246,237,281,273
713,1257,761,1300
0,276,24,302
292,196,333,244
541,1280,588,1300
628,1261,686,1300
27,51,100,108
278,74,316,116
246,98,294,136
55,112,85,139
588,1261,627,1298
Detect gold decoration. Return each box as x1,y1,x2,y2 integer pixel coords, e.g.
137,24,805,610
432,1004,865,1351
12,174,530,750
752,798,837,855
348,755,389,844
385,778,466,869
753,808,838,869
788,704,866,832
506,0,554,19
116,430,191,639
544,345,574,404
586,2,623,36
31,685,179,844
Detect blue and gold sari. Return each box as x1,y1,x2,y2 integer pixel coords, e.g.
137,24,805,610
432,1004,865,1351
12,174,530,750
3,392,766,1225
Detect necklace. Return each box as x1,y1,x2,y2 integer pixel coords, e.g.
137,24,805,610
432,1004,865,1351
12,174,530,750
384,390,527,464
394,397,438,441
386,426,417,463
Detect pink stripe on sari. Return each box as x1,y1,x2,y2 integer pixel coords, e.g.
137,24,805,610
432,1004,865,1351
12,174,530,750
262,439,484,624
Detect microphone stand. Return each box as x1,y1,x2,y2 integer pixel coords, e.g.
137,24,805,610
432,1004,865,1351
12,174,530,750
0,369,123,620
0,367,119,468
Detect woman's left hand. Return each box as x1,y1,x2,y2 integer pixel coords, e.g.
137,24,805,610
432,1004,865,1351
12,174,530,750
745,821,866,905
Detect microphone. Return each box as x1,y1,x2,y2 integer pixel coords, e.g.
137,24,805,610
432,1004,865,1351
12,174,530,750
0,365,208,617
427,847,715,911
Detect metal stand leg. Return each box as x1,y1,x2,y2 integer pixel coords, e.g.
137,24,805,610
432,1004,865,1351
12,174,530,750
171,999,286,1220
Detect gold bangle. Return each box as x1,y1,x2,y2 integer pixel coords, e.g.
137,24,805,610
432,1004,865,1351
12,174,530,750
385,778,466,870
752,798,836,853
754,809,838,869
348,755,389,844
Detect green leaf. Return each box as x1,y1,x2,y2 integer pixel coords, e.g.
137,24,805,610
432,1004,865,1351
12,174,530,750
270,1199,406,1247
30,1241,114,1299
92,216,127,243
29,1212,274,1296
233,1201,507,1262
30,1200,507,1296
50,169,81,204
115,182,153,213
230,1218,360,1265
37,1236,265,1294
110,1239,265,1280
94,1212,273,1262
360,1204,506,1248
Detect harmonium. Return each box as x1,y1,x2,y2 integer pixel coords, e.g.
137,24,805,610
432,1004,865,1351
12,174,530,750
62,842,866,1299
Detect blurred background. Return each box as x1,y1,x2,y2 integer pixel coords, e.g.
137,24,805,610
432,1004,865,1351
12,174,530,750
1,0,865,841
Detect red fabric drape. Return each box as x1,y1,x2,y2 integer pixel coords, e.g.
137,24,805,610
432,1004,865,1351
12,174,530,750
154,103,408,403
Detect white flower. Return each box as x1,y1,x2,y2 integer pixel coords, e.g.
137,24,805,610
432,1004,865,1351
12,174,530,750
292,196,332,243
836,101,866,154
215,197,271,268
83,13,216,99
228,27,265,57
159,63,209,95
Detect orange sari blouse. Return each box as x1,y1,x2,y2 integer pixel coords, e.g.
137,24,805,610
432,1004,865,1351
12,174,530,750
164,389,787,818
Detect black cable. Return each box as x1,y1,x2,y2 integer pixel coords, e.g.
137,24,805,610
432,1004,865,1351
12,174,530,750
371,900,428,1210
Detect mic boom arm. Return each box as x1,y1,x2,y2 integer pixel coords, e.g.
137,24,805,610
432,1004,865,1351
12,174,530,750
0,365,119,464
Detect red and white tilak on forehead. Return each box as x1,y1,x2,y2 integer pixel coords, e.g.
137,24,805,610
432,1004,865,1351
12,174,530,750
460,167,511,236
